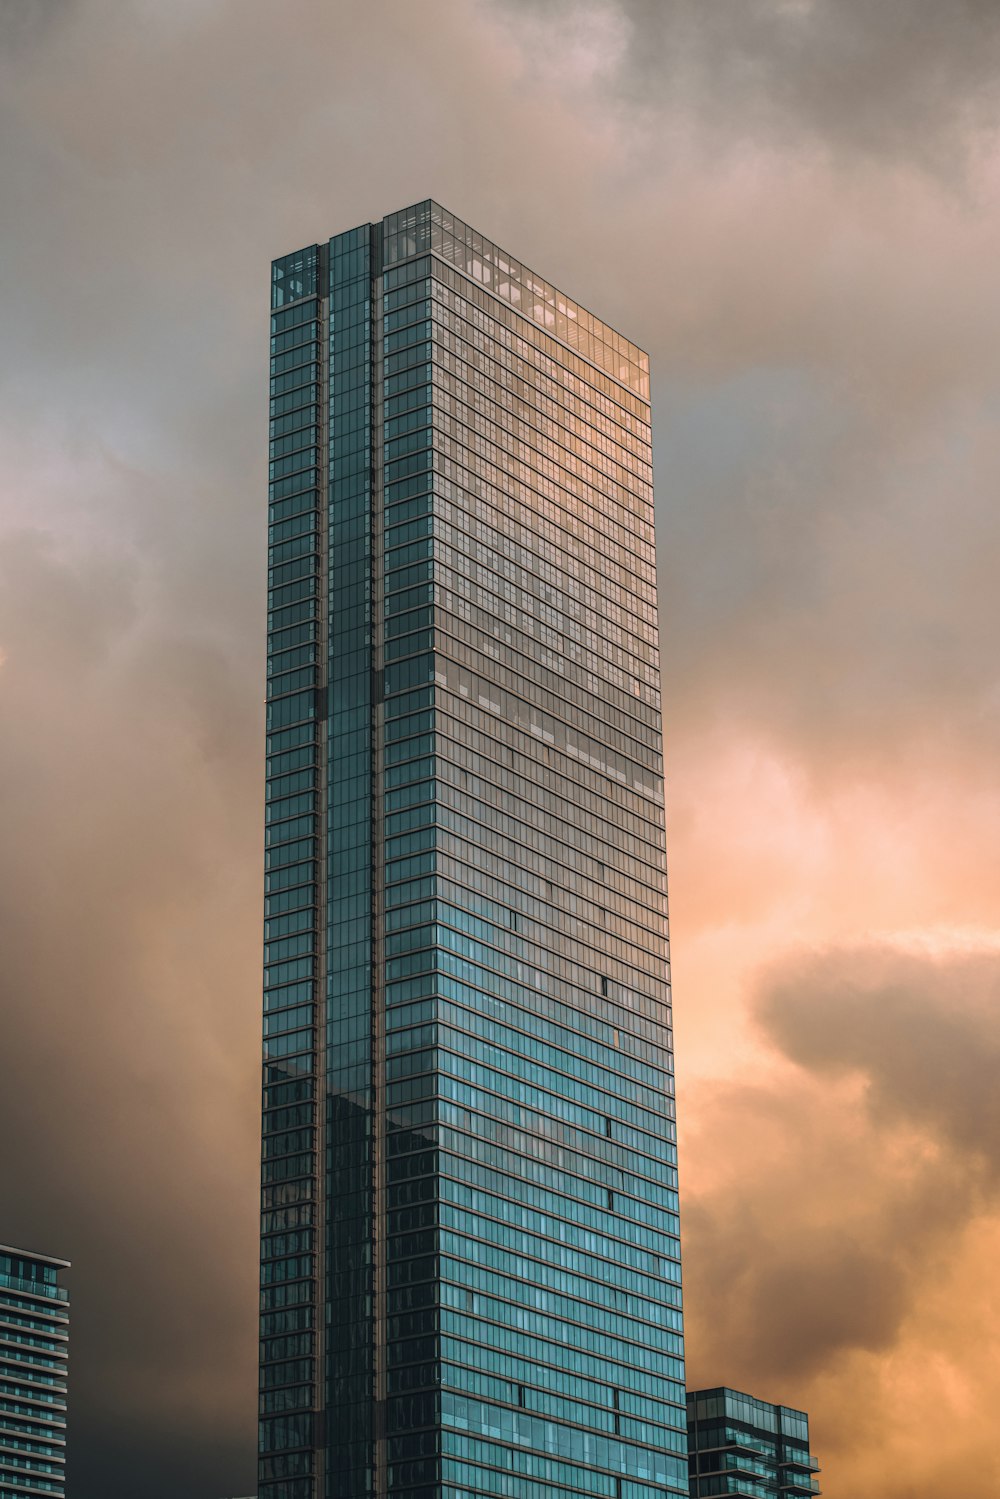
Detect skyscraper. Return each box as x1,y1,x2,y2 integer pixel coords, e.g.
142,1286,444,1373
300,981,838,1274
686,1388,821,1497
0,1243,69,1499
261,200,684,1499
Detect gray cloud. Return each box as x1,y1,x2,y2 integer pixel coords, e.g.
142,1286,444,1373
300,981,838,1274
760,944,1000,1171
656,373,1000,790
0,0,74,49
498,0,1000,165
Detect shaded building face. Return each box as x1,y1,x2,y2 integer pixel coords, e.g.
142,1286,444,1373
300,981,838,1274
0,1245,69,1499
686,1388,822,1498
261,201,684,1499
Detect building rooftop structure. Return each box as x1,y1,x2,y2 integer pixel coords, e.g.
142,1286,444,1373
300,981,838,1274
687,1386,821,1498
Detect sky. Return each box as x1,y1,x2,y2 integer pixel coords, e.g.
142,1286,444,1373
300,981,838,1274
1,0,999,1494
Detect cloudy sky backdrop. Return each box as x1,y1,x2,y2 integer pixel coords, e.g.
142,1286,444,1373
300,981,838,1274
2,1,1000,1494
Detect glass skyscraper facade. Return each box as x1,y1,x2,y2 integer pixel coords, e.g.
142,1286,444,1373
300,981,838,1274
0,1244,69,1498
686,1389,821,1498
261,201,684,1499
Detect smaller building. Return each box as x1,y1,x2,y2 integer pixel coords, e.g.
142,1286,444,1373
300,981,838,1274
687,1386,821,1497
0,1243,70,1498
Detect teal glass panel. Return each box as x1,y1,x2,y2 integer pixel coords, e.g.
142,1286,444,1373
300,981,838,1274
687,1387,822,1499
0,1249,70,1499
262,206,683,1499
325,222,376,1499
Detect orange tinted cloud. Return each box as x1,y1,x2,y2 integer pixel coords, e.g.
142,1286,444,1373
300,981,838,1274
682,943,1000,1495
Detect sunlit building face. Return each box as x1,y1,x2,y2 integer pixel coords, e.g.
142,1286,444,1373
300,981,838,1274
261,201,684,1499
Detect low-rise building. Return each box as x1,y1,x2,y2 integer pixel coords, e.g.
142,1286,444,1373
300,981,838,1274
686,1386,821,1498
0,1243,70,1498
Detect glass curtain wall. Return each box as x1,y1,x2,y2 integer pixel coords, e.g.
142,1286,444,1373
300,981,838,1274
686,1388,822,1498
0,1246,69,1499
262,240,324,1498
262,202,686,1499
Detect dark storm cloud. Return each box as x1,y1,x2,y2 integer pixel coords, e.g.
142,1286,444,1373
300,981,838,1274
760,944,1000,1172
500,0,1000,164
684,944,1000,1392
0,530,262,1496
